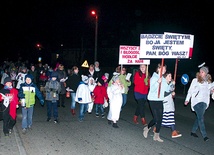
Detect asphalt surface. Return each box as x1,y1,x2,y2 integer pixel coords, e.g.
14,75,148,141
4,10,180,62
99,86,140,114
0,86,214,155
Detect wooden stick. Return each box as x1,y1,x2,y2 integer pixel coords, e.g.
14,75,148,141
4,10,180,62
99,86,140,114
158,58,164,98
174,58,178,83
146,64,149,78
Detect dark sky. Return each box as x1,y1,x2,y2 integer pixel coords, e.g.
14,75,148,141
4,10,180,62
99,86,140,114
1,0,212,74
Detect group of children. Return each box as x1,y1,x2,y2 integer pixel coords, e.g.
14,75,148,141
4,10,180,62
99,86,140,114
74,73,124,129
0,67,127,136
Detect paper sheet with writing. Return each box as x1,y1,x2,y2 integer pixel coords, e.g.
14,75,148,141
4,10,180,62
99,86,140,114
126,73,132,81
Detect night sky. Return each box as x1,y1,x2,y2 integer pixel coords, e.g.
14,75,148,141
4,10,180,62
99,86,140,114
1,0,212,75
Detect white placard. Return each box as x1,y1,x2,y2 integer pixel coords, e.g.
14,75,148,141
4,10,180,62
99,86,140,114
119,45,150,65
139,33,194,59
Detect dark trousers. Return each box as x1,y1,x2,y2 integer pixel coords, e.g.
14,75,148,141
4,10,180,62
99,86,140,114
134,98,147,118
148,101,163,133
59,94,66,106
3,105,16,134
47,101,58,119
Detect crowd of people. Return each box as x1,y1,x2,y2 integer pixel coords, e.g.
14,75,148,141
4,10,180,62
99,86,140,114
0,59,213,143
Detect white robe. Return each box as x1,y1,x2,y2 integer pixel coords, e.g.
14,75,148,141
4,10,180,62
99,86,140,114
107,83,124,123
75,83,92,104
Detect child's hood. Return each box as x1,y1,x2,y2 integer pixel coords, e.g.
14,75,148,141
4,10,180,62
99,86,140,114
25,74,34,82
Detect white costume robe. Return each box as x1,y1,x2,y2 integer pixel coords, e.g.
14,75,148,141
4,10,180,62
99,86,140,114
107,83,124,123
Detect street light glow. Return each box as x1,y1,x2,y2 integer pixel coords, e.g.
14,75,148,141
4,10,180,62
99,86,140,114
91,10,96,15
90,10,98,62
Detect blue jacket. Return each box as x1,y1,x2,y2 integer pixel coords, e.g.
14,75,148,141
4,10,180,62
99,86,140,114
18,74,44,107
147,72,170,101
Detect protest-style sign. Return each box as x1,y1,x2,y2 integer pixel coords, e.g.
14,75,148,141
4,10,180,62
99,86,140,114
164,32,194,58
139,33,194,59
119,45,150,65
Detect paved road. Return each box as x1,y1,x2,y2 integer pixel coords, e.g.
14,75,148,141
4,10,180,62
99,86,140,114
0,87,214,155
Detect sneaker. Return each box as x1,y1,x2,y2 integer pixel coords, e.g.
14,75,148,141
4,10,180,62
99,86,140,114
96,114,99,117
108,120,112,125
101,114,105,118
172,130,182,138
28,126,32,130
47,118,51,122
190,132,198,137
22,128,27,134
4,133,9,136
79,118,83,122
61,105,65,108
54,119,59,124
204,137,209,142
9,129,12,134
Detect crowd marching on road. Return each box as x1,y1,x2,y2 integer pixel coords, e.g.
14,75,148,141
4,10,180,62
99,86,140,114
0,59,214,146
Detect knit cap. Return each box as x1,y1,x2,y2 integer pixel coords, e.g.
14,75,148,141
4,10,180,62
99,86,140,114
51,71,58,78
4,77,12,85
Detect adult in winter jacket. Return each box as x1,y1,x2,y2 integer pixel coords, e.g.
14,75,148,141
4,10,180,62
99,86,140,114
65,66,81,115
133,64,150,126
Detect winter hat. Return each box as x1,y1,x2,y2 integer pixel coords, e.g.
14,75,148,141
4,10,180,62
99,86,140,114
4,77,12,85
81,75,89,83
25,74,34,81
98,78,104,85
200,66,209,74
51,71,58,78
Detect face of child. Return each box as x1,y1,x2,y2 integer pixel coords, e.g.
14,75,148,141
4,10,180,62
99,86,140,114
5,82,12,87
52,77,57,81
26,78,32,84
165,73,172,82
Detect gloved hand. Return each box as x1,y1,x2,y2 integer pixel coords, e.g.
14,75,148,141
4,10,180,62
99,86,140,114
144,78,148,86
40,99,45,107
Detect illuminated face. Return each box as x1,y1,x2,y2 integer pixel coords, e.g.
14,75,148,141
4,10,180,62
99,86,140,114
199,70,207,78
140,64,146,73
5,82,12,87
52,77,57,81
26,78,32,84
165,73,172,82
74,68,79,74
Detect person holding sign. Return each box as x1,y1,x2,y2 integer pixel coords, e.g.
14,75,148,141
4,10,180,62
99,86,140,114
162,71,182,138
184,65,214,142
143,63,170,142
133,64,150,126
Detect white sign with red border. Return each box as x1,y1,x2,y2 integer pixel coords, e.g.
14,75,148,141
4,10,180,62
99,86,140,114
139,33,194,59
119,45,150,65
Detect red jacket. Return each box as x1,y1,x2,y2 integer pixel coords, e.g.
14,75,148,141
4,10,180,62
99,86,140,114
0,88,19,119
133,71,150,95
93,85,108,104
